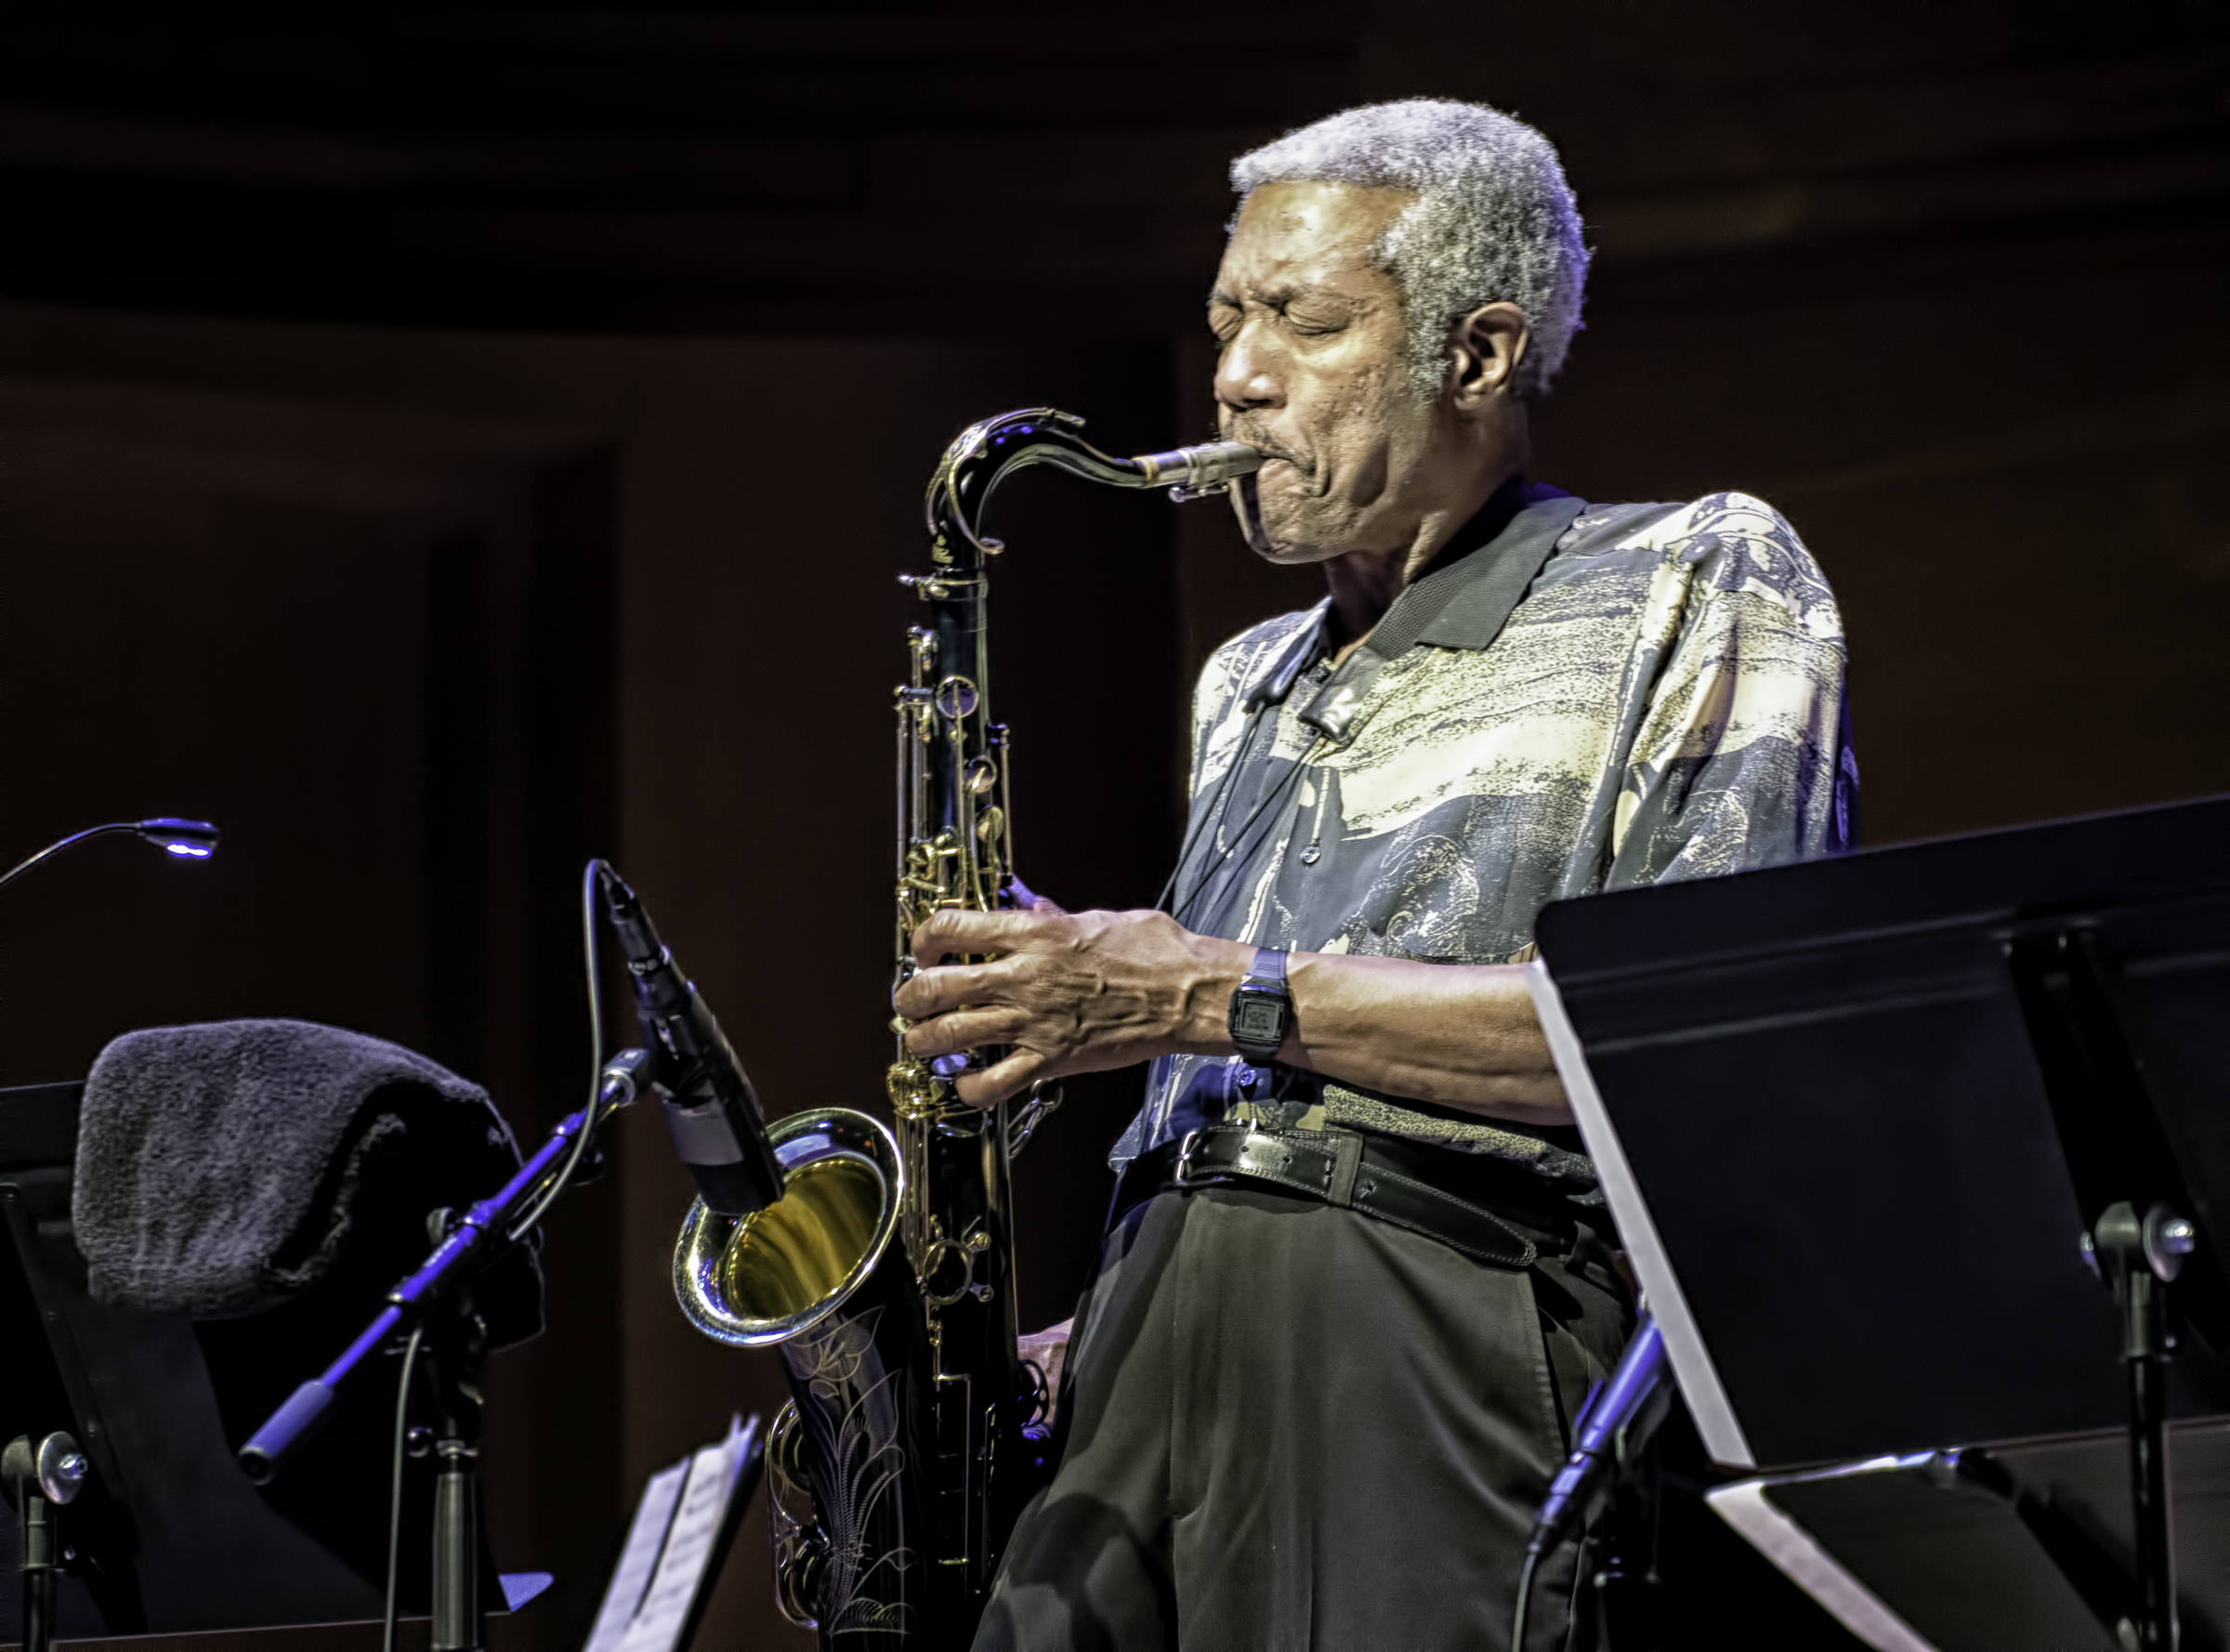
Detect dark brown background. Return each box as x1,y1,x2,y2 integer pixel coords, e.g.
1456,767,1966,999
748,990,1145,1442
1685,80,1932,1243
0,1,2223,1647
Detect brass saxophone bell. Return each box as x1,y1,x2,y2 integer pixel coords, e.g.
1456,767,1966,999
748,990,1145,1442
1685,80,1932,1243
674,1108,903,1348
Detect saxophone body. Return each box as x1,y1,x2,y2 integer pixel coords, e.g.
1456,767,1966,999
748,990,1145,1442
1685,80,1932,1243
671,410,1257,1648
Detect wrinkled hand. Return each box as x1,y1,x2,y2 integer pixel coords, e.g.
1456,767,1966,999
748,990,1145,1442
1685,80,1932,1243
893,905,1234,1108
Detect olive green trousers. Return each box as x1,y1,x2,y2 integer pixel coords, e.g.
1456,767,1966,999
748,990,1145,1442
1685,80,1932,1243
974,1182,1632,1652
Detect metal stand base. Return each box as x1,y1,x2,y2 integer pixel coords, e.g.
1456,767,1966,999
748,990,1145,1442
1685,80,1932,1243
6,1432,89,1652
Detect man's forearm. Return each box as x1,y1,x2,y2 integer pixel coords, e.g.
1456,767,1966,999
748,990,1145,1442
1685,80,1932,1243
1169,938,1570,1125
894,905,1570,1118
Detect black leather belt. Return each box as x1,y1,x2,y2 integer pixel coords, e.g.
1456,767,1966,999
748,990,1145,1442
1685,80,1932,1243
1109,1123,1568,1270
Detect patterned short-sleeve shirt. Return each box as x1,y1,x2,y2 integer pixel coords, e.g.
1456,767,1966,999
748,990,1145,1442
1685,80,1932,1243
1111,480,1858,1179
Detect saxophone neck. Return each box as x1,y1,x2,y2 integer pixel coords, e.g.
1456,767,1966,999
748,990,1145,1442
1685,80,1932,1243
925,407,1260,567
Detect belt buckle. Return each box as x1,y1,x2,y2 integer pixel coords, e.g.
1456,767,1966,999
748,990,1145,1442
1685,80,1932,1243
1172,1128,1205,1187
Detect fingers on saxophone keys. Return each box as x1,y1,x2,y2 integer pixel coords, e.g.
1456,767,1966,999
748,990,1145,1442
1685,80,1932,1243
900,1016,956,1058
910,906,1037,968
894,961,989,1019
903,1008,1018,1059
957,1050,1046,1110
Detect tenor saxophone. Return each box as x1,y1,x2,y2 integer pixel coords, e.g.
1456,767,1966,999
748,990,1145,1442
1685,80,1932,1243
669,409,1257,1648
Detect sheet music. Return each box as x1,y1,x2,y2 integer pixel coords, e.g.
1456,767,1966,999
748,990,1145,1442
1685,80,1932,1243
583,1458,689,1652
588,1416,756,1652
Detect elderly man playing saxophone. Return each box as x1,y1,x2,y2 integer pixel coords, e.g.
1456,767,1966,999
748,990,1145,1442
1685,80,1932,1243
895,98,1857,1650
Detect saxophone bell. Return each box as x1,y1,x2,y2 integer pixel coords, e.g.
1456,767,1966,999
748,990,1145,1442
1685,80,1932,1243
673,1108,904,1346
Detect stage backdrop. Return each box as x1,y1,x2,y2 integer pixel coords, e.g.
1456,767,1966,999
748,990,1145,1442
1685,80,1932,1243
1,3,2223,1647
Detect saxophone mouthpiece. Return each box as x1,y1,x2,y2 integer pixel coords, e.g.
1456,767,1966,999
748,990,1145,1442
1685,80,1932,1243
1132,440,1262,501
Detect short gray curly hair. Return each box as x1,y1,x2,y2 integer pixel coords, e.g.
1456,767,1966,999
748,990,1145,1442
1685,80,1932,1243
1230,98,1590,400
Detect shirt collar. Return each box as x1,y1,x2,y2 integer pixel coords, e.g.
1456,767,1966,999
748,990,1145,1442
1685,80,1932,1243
1400,480,1586,653
1286,480,1586,745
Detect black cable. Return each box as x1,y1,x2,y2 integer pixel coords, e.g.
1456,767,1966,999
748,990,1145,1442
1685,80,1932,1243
1154,607,1344,924
1155,688,1322,931
384,865,607,1644
1169,753,1311,931
382,1323,427,1652
1508,1546,1540,1652
582,856,607,1103
1151,703,1260,916
505,858,610,1243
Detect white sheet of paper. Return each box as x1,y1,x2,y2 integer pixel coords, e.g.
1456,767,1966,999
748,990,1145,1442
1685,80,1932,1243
582,1457,689,1652
608,1418,753,1652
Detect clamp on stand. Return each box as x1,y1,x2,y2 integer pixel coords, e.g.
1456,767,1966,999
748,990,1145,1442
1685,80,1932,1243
5,1432,89,1652
2086,1200,2196,1652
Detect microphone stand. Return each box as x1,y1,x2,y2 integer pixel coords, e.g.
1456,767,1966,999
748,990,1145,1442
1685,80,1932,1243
425,1302,489,1652
239,1048,650,1651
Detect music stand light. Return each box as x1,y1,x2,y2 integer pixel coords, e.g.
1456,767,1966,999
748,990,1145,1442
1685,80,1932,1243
0,819,221,895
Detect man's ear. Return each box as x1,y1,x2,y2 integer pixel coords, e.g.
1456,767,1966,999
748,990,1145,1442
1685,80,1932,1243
1448,301,1529,410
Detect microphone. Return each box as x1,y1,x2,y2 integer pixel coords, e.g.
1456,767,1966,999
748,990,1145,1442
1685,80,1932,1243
1510,1316,1672,1649
597,863,786,1216
1530,1315,1671,1553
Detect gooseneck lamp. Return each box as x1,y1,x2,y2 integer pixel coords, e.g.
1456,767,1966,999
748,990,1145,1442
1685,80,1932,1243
0,818,222,896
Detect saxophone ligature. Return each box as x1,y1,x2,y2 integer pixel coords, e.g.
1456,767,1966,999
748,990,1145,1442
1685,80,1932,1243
654,409,1258,1649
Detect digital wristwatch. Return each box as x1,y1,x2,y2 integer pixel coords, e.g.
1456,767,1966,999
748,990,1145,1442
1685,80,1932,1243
1226,947,1294,1066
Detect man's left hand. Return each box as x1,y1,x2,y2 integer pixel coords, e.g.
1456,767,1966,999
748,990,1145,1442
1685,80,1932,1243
893,906,1240,1108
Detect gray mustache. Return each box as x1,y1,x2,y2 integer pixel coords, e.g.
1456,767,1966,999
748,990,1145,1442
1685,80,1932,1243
1227,430,1308,473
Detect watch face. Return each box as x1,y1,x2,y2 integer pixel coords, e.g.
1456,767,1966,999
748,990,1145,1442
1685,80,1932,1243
1233,995,1286,1043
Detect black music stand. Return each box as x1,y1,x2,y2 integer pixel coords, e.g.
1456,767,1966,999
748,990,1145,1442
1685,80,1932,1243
1528,794,2230,1651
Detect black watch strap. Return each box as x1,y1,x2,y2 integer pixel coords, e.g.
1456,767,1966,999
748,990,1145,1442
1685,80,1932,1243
1227,947,1293,1065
